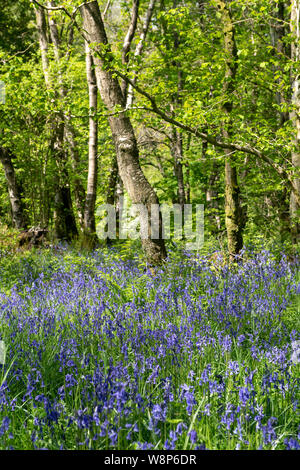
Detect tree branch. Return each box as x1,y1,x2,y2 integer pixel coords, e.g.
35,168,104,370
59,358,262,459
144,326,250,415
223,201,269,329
115,70,300,203
122,0,140,65
31,0,72,18
30,0,83,37
103,0,113,19
34,0,300,205
121,0,140,97
126,0,157,108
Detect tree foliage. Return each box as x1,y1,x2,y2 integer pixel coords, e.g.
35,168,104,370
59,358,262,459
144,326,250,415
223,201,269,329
0,0,299,259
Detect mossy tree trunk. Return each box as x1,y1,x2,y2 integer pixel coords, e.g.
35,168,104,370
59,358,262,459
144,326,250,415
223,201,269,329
216,0,245,259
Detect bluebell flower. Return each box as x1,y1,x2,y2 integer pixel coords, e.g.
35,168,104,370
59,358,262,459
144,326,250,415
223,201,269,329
284,438,300,450
239,387,251,407
137,442,154,450
152,404,167,422
189,429,197,444
176,422,187,436
0,417,10,436
262,417,277,445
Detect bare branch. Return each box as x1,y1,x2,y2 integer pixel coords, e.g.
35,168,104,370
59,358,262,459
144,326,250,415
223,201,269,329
122,0,140,65
121,0,140,97
31,0,73,19
117,70,300,202
30,0,83,39
103,0,113,19
126,0,157,108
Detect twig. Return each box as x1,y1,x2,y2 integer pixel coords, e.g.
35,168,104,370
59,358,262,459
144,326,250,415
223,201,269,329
103,0,113,19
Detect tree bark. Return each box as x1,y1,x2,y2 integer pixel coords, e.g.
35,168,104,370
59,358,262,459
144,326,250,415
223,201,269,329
105,155,120,245
83,41,99,248
205,159,221,233
171,26,186,211
80,1,166,264
121,0,140,99
171,127,186,209
104,0,140,243
217,0,245,258
271,1,289,128
0,147,29,230
47,1,86,227
268,1,291,239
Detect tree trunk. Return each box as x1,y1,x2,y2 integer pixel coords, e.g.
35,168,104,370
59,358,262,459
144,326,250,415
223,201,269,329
205,159,221,233
80,1,166,265
0,147,29,230
105,155,118,245
289,0,300,242
121,0,140,99
104,0,155,223
171,127,186,209
35,5,78,241
270,1,289,127
53,182,78,240
171,25,186,212
185,133,192,205
47,1,86,227
83,41,99,248
104,0,140,245
64,125,86,228
217,0,244,258
269,1,291,239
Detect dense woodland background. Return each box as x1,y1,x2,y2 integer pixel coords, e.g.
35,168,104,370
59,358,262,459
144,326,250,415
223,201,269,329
0,0,300,262
0,1,300,452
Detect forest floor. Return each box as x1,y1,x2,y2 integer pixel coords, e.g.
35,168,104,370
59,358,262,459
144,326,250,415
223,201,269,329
0,242,299,450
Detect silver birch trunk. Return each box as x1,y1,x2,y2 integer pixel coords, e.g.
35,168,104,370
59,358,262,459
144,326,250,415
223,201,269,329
47,1,86,227
290,0,300,242
0,147,28,230
83,41,99,247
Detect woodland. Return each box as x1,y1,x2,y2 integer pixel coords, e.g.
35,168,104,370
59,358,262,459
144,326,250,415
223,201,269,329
0,0,299,258
0,0,299,452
